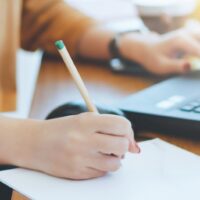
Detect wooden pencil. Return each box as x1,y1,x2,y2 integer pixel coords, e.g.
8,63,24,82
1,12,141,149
55,40,98,113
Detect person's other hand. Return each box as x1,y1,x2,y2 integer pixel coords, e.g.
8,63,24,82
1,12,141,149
119,28,200,75
13,113,139,180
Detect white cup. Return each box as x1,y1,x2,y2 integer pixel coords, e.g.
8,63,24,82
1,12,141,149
133,0,196,33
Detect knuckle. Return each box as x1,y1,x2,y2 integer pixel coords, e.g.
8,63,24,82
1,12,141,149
103,158,121,172
78,112,97,124
66,163,88,180
77,112,91,124
105,141,113,151
103,159,112,170
155,58,169,73
70,170,84,180
119,138,129,153
97,171,107,178
116,117,132,131
109,161,121,172
100,140,112,153
124,119,132,131
119,116,130,125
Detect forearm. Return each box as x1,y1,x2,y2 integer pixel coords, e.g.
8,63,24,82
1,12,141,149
22,0,97,57
78,25,117,60
0,117,40,165
77,25,150,64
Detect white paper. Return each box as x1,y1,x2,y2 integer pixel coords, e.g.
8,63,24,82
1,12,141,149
1,50,42,118
0,139,200,200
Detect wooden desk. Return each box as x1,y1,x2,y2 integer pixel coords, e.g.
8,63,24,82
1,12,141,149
12,58,200,200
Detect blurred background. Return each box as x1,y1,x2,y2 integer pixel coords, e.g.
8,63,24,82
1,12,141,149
65,0,200,34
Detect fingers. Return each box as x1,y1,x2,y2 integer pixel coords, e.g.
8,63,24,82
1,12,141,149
150,30,200,75
158,57,191,75
80,168,106,180
175,33,200,57
91,114,132,136
79,112,133,139
78,113,140,154
89,153,122,172
91,114,140,153
95,131,140,155
73,154,122,179
162,30,200,57
183,21,200,41
63,167,106,180
94,133,129,156
92,114,133,140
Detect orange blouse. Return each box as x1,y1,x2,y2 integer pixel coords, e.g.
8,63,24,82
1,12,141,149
0,0,95,111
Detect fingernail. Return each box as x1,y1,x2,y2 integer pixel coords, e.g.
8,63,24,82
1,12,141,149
135,143,141,154
130,141,141,154
132,142,141,154
183,62,191,73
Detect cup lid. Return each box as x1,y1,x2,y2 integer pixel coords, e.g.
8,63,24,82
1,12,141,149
133,0,196,17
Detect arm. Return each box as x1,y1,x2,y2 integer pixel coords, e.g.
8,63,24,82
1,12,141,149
78,26,200,75
22,0,200,75
0,117,39,165
21,0,96,57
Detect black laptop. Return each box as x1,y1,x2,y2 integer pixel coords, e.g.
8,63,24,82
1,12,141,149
118,71,200,135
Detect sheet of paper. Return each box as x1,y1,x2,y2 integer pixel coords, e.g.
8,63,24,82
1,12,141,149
0,50,42,118
0,139,200,200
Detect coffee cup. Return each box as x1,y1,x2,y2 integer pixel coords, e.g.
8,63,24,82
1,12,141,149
133,0,196,33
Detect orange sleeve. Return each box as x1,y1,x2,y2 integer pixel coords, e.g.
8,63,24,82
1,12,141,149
21,0,97,57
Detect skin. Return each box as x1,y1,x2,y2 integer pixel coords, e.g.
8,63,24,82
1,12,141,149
79,26,200,75
0,113,140,180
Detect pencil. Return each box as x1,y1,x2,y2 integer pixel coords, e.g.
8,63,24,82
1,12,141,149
55,40,98,113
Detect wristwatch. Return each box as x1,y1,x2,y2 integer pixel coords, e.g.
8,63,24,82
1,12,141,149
108,31,138,59
109,28,149,59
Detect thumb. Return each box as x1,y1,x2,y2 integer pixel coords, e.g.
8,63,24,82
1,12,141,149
160,57,191,74
129,139,141,154
127,129,141,154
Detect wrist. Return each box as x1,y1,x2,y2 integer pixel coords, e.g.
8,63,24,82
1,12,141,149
13,119,44,169
0,118,42,167
118,33,147,64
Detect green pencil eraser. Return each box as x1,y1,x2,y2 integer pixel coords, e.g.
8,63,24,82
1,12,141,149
55,40,65,50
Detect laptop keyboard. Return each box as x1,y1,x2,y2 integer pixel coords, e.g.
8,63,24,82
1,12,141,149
180,99,200,113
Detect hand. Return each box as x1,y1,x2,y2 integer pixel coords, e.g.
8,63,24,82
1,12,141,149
12,113,139,180
119,28,200,75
